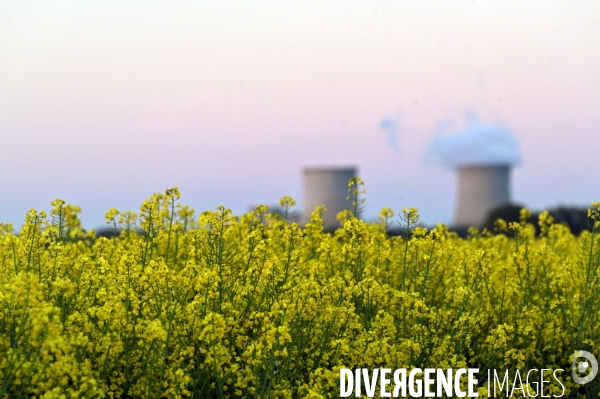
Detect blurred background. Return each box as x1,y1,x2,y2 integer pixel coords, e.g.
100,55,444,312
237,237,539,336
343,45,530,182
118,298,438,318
1,1,599,230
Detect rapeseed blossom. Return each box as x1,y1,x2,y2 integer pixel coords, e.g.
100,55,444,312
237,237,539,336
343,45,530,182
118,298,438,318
0,187,598,397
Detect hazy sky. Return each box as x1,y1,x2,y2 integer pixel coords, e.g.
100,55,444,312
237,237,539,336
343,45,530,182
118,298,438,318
1,1,599,228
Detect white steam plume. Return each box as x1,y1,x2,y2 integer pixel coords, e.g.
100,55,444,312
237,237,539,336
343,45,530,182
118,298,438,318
425,112,521,168
379,116,401,155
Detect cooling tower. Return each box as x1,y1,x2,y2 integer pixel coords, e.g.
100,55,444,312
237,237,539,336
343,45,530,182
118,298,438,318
453,164,511,227
302,167,357,231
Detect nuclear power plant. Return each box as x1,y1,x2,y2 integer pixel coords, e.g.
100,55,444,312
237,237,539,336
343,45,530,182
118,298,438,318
453,164,511,227
302,166,357,231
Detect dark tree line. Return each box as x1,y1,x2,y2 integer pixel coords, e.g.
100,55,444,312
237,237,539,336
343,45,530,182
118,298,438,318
484,203,594,235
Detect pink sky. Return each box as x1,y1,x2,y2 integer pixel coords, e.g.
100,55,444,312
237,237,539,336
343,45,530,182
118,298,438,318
1,1,599,228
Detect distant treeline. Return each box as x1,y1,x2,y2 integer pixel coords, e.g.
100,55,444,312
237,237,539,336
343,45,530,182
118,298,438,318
484,204,594,235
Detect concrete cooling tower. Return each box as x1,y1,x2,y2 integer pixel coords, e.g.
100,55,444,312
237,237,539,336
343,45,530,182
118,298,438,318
302,167,357,231
453,164,511,227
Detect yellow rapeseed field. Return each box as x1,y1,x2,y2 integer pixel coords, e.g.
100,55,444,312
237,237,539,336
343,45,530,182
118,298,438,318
1,183,599,398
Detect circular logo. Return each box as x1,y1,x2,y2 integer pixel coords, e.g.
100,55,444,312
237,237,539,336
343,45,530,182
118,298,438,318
572,350,598,384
